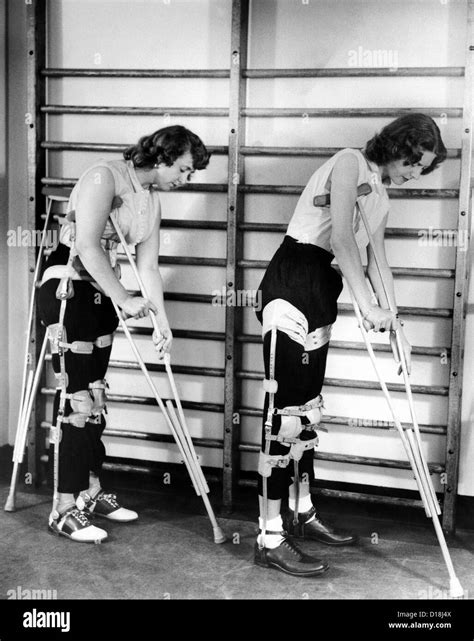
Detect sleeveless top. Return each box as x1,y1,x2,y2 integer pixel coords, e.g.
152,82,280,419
61,158,160,248
286,148,390,253
42,159,161,285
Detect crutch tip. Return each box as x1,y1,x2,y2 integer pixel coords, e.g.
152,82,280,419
449,577,464,599
213,527,227,544
4,496,16,512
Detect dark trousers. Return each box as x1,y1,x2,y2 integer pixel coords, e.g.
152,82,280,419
38,279,119,493
256,236,343,500
259,331,329,499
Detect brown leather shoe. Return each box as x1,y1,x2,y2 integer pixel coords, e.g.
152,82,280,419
254,531,329,577
284,506,358,546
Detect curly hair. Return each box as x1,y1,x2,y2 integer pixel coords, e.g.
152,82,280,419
364,113,447,175
124,125,210,170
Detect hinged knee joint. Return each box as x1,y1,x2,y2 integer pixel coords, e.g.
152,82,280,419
62,390,94,428
258,451,291,477
88,379,109,422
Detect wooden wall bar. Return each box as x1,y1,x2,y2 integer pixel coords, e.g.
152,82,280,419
29,1,472,531
222,0,249,508
26,0,46,486
443,0,474,532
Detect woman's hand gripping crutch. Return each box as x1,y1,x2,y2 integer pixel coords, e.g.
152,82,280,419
4,196,55,512
347,186,464,598
109,213,226,544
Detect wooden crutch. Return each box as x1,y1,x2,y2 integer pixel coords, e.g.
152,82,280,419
110,214,226,544
4,195,55,512
347,185,464,598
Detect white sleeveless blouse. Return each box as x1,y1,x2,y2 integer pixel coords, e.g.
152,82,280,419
60,158,161,250
286,148,390,252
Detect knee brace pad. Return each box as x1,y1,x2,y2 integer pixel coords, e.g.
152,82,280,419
277,414,303,442
276,394,324,428
288,435,319,462
269,395,324,459
53,370,69,389
63,390,94,428
258,451,291,477
301,394,324,427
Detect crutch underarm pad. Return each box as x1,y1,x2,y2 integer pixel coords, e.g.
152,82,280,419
313,182,372,207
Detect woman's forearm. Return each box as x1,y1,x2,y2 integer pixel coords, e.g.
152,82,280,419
139,267,168,321
332,236,374,315
367,261,398,314
76,245,129,306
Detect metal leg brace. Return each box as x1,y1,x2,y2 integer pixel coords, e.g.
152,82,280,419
260,325,279,549
109,213,226,544
49,294,70,524
259,324,322,548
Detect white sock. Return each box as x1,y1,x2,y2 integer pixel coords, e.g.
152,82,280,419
57,493,75,515
288,494,314,514
257,515,284,549
288,481,314,517
85,473,101,497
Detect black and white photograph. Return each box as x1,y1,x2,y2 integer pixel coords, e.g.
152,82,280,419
0,0,473,639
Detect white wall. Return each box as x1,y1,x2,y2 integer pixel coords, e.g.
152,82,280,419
6,0,473,498
241,0,473,496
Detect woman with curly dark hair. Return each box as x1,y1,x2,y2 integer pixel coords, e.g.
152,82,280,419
254,113,446,577
38,125,210,543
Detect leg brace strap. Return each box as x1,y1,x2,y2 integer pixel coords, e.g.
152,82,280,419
94,333,114,348
48,325,114,355
266,430,319,451
50,295,68,522
269,395,325,444
305,325,332,351
262,299,332,352
258,452,291,477
274,394,324,419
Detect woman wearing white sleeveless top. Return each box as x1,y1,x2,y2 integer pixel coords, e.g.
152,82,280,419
38,126,210,543
254,114,447,577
